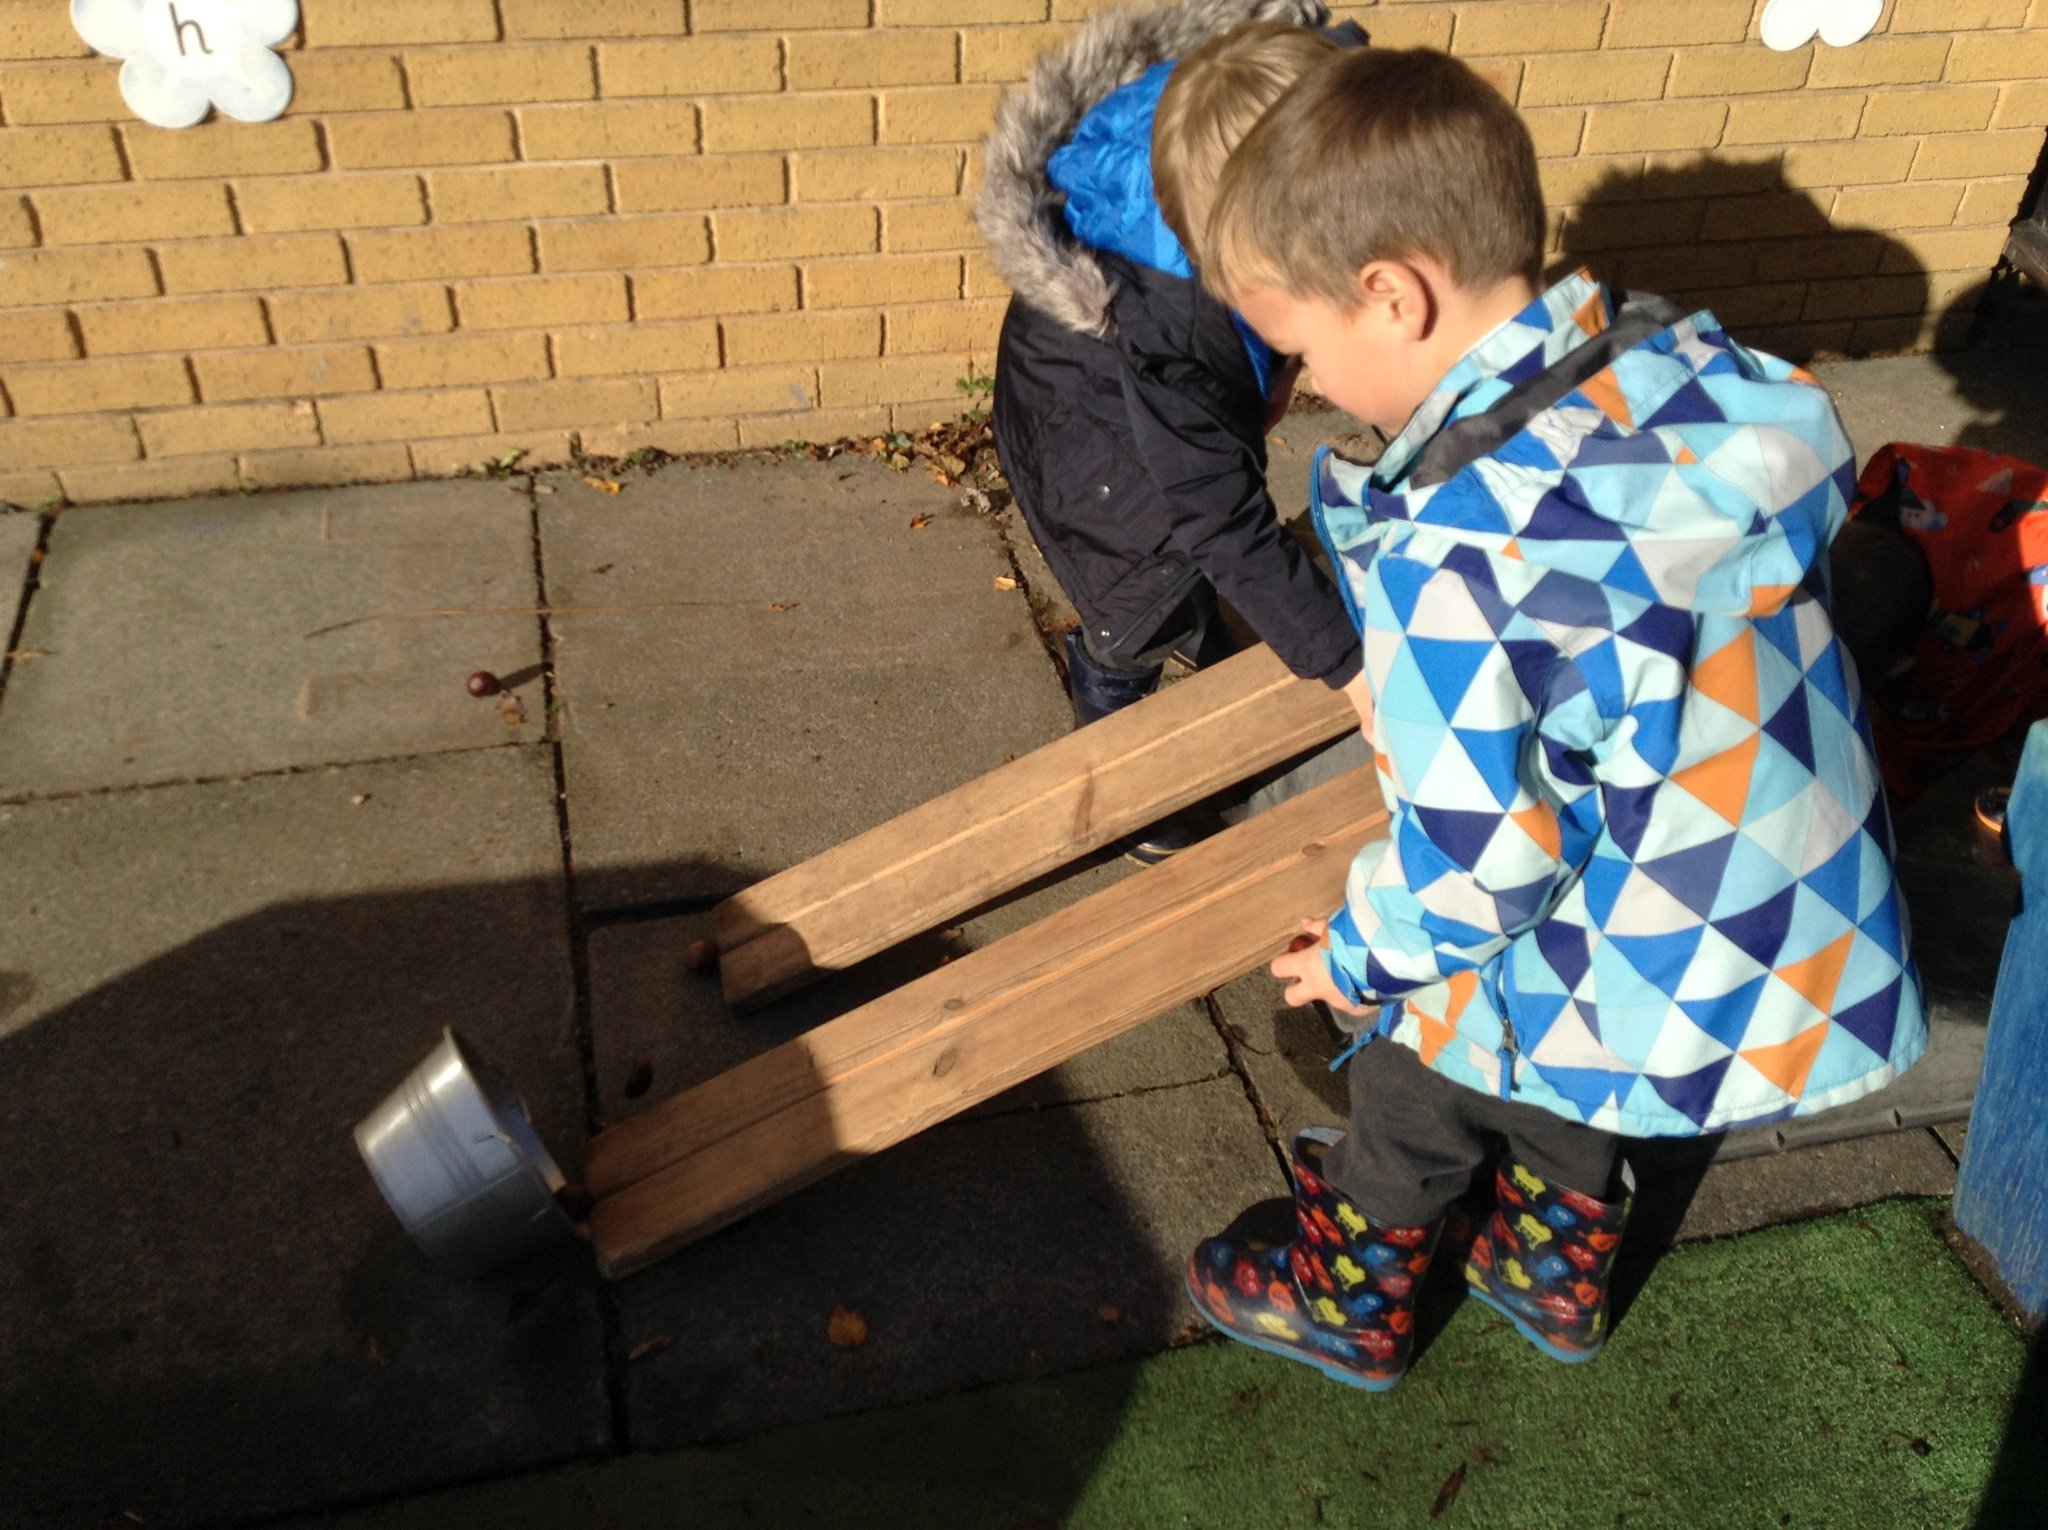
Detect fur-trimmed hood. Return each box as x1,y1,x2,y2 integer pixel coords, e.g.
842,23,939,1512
975,0,1327,338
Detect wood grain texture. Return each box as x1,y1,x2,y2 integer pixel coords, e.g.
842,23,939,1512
712,643,1357,1012
589,766,1387,1278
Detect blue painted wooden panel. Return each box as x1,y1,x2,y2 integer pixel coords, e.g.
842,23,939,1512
1955,720,2048,1317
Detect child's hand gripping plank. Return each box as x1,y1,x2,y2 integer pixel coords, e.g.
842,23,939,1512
1269,919,1375,1018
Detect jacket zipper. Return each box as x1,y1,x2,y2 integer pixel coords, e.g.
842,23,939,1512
1492,966,1518,1100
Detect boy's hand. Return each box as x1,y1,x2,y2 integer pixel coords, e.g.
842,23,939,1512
1342,670,1375,738
1269,918,1374,1017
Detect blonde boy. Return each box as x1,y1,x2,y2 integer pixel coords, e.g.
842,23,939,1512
976,5,1371,862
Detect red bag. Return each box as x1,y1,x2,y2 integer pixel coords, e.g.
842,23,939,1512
1848,442,2048,807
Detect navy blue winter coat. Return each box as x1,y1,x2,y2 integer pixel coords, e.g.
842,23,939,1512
978,20,1361,686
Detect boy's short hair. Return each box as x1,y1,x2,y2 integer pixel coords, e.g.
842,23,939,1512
1829,519,1933,685
1201,47,1545,309
1151,21,1339,255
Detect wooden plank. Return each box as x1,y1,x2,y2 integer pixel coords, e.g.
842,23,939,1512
588,766,1387,1278
713,643,1357,1012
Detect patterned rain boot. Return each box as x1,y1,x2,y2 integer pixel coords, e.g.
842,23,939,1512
1186,1129,1440,1391
1434,1179,1496,1271
1464,1159,1633,1364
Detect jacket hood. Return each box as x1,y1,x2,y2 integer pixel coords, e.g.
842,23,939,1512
1315,274,1855,622
1048,62,1193,283
975,0,1327,338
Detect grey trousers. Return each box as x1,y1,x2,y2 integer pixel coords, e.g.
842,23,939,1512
1322,1036,1626,1227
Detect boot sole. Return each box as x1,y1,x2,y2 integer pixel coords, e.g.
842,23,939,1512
1182,1271,1401,1392
1464,1279,1602,1365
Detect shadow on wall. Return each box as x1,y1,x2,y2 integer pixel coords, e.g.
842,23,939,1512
0,857,1148,1530
1555,151,2048,487
1552,155,1943,364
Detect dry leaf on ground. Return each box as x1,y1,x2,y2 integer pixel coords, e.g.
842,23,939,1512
909,513,931,529
993,574,1019,591
581,475,623,494
626,1336,673,1363
495,692,526,726
1430,1462,1467,1519
767,601,797,613
826,1304,869,1348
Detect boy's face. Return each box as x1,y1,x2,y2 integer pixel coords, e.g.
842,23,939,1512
1234,278,1432,436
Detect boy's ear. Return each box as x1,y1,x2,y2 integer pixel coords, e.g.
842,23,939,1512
1354,259,1435,340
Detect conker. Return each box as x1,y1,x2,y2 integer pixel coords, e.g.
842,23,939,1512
466,670,501,697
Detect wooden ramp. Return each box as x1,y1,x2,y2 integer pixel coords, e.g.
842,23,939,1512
587,766,1386,1279
712,643,1357,1012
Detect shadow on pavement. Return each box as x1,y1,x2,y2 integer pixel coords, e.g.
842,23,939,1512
0,854,1149,1530
1975,1325,2048,1527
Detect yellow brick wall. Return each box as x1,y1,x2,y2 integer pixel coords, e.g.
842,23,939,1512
0,0,2044,505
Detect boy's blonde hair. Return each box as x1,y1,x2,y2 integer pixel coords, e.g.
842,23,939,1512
1202,48,1545,309
1151,21,1339,255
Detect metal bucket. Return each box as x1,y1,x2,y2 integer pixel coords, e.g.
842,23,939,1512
354,1028,577,1277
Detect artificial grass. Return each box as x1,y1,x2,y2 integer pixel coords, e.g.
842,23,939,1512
300,1200,2037,1530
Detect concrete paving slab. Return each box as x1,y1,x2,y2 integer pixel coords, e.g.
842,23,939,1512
0,747,605,1529
536,460,1071,906
1816,349,2048,466
1206,969,1357,1148
0,481,545,798
1265,405,1379,504
1934,1121,1967,1162
0,509,36,639
1630,1129,1957,1248
612,1074,1282,1451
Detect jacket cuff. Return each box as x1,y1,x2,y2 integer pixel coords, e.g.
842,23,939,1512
1316,643,1364,691
1319,943,1375,1008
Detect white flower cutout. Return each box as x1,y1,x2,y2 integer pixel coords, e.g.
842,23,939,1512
1759,0,1882,51
72,0,297,129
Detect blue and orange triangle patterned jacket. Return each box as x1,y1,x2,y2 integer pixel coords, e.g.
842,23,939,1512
1313,271,1928,1138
